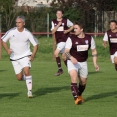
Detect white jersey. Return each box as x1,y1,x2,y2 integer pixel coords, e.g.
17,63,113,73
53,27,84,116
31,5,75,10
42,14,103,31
2,27,38,60
51,19,73,31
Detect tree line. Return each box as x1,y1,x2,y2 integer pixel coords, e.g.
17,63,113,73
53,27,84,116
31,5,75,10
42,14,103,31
0,0,117,32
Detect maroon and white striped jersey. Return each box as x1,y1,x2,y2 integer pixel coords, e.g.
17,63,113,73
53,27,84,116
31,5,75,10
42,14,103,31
51,18,73,44
65,34,96,62
103,29,117,55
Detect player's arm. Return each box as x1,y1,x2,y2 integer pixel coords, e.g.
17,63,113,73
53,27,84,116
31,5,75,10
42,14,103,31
51,21,62,34
28,33,39,61
64,25,74,34
63,37,78,64
2,32,12,55
2,41,12,55
91,37,99,71
30,45,38,62
103,32,108,48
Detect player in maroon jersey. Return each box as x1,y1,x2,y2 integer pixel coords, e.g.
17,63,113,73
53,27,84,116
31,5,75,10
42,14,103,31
103,20,117,70
63,21,99,105
51,9,73,76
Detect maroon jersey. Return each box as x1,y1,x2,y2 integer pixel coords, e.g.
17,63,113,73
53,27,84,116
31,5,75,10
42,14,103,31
107,29,117,55
52,18,70,44
70,34,92,62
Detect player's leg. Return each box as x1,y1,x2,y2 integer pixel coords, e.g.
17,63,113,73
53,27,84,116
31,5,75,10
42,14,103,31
54,49,63,76
19,57,33,98
67,60,82,105
11,60,25,81
78,62,88,102
62,53,67,67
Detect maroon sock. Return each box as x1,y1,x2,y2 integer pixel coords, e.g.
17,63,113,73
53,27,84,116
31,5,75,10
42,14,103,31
71,83,78,100
64,60,67,67
56,57,62,69
78,83,86,96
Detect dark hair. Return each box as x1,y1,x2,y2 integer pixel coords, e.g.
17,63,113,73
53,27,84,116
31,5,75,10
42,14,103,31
109,20,117,25
74,21,85,29
56,9,64,14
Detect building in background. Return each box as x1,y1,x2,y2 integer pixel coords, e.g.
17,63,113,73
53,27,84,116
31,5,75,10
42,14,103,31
15,0,56,7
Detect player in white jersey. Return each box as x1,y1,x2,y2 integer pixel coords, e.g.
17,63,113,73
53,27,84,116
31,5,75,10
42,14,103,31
2,15,38,98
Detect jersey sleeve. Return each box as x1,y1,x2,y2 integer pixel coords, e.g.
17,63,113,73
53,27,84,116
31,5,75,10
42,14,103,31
103,32,108,41
1,31,10,42
51,21,54,31
91,37,96,50
65,37,72,50
28,32,38,46
67,19,73,27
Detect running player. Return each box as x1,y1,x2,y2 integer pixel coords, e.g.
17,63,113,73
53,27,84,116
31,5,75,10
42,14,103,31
63,21,99,105
103,20,117,70
2,15,38,98
51,9,73,76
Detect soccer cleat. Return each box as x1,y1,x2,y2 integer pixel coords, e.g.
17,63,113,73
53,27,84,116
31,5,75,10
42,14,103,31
74,97,82,105
55,69,63,76
78,96,84,102
27,91,33,98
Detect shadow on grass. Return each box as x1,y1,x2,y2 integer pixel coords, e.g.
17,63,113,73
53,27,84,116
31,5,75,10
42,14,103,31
0,70,7,72
34,86,70,97
85,91,117,102
0,92,21,99
88,71,103,74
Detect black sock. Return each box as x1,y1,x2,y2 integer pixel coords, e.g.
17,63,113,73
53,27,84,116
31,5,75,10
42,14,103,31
64,60,67,67
78,83,86,96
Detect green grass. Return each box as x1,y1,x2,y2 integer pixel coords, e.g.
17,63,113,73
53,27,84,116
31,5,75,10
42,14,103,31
0,36,116,117
0,60,117,117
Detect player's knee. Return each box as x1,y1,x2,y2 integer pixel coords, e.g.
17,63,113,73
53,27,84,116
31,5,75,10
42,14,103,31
62,54,66,61
114,57,117,64
17,77,22,81
54,51,58,57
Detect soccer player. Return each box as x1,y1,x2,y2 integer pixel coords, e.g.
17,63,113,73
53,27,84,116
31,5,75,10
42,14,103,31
51,9,73,76
2,16,38,98
103,20,117,70
63,21,99,105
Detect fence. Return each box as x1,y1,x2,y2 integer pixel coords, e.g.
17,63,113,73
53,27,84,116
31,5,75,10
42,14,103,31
0,32,104,60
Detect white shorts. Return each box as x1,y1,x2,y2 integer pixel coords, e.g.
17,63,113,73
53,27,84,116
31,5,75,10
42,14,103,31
111,51,117,63
11,57,31,74
57,42,66,54
67,60,88,78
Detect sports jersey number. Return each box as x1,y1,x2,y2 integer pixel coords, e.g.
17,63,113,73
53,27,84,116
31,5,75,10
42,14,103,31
77,45,89,51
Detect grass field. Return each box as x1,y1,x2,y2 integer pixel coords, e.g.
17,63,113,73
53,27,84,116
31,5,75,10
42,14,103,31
0,36,117,117
0,60,117,117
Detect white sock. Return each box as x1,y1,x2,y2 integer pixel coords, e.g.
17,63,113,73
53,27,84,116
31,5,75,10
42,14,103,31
22,74,26,80
26,75,32,91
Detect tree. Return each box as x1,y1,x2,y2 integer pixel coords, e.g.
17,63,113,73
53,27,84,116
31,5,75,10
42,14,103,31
0,0,20,31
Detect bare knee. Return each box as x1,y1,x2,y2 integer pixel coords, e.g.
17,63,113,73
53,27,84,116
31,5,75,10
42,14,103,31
16,74,23,81
114,57,117,64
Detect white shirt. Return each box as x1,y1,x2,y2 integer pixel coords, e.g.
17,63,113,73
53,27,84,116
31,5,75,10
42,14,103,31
65,36,96,50
51,19,73,31
103,32,108,41
2,27,38,60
